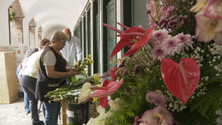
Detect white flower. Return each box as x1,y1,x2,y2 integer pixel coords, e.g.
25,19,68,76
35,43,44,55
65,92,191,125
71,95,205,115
86,105,106,125
108,98,121,111
78,82,91,104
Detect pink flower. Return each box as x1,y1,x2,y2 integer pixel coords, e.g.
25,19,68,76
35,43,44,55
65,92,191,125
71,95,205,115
204,0,222,19
196,10,222,33
133,116,139,125
153,106,174,125
146,0,156,14
118,59,125,68
138,106,174,125
146,92,157,103
154,95,167,106
146,0,159,27
151,46,165,60
167,5,175,12
194,27,222,45
162,37,181,55
139,121,148,125
159,6,169,20
122,69,127,76
83,78,124,108
175,33,192,45
194,9,222,45
149,40,162,48
150,29,169,42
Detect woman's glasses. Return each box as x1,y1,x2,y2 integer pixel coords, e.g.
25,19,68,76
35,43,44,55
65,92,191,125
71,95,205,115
60,40,66,45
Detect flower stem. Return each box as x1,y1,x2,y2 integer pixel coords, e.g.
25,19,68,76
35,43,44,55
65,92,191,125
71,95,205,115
143,47,153,61
116,90,131,95
141,48,150,62
154,0,160,21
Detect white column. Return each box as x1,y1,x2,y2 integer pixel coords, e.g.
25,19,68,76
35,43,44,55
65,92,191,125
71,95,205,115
85,10,88,58
99,0,103,74
35,27,38,47
90,0,94,75
23,20,29,46
116,0,124,59
81,15,85,60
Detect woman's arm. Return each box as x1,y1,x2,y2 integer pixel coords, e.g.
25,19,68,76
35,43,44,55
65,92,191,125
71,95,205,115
45,65,79,79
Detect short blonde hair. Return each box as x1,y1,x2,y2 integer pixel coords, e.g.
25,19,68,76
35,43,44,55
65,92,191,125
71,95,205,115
51,31,68,43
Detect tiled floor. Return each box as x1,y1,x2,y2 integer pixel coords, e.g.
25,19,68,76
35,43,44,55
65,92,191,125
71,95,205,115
0,97,97,125
0,97,47,125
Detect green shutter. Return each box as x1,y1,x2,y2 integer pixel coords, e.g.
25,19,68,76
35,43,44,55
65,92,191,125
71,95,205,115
106,0,116,71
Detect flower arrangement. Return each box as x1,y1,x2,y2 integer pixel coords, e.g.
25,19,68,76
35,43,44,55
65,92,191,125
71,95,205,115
69,54,94,76
80,0,222,125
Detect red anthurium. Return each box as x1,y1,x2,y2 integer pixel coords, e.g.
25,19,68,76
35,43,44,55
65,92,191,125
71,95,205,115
117,22,130,29
116,32,145,37
83,79,109,107
83,78,124,108
89,78,124,98
102,22,146,60
83,67,119,108
100,67,118,81
102,23,124,34
161,58,200,105
122,27,153,58
109,37,135,60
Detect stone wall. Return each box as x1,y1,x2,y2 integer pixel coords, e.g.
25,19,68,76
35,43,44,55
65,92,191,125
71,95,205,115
9,0,24,45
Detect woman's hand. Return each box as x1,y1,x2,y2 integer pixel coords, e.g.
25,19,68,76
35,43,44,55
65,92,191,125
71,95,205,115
67,70,79,77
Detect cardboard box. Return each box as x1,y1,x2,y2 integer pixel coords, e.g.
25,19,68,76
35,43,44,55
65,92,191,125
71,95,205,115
0,51,18,104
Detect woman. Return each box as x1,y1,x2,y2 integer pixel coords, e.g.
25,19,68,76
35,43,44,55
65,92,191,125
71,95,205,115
17,47,39,116
19,38,51,125
35,31,79,125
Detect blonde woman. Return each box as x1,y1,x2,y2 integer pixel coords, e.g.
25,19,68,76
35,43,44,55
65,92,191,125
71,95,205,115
35,31,79,125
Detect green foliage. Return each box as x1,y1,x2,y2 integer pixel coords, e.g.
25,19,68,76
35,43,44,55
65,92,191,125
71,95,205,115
9,11,14,21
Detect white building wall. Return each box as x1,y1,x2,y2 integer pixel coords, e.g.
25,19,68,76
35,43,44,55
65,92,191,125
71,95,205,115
0,0,15,46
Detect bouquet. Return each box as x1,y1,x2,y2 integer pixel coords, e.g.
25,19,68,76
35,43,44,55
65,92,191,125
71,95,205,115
80,0,222,125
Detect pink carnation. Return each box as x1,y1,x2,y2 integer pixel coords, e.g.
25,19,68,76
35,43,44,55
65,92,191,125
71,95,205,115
175,33,193,48
151,46,165,60
162,37,182,56
150,29,169,42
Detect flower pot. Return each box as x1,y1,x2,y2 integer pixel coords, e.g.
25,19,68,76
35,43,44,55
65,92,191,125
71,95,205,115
66,102,89,125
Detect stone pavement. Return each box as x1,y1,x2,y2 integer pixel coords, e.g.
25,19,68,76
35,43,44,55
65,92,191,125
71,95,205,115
0,97,62,125
0,97,97,125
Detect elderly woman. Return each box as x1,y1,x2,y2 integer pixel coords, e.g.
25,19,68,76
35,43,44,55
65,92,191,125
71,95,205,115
35,31,79,125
